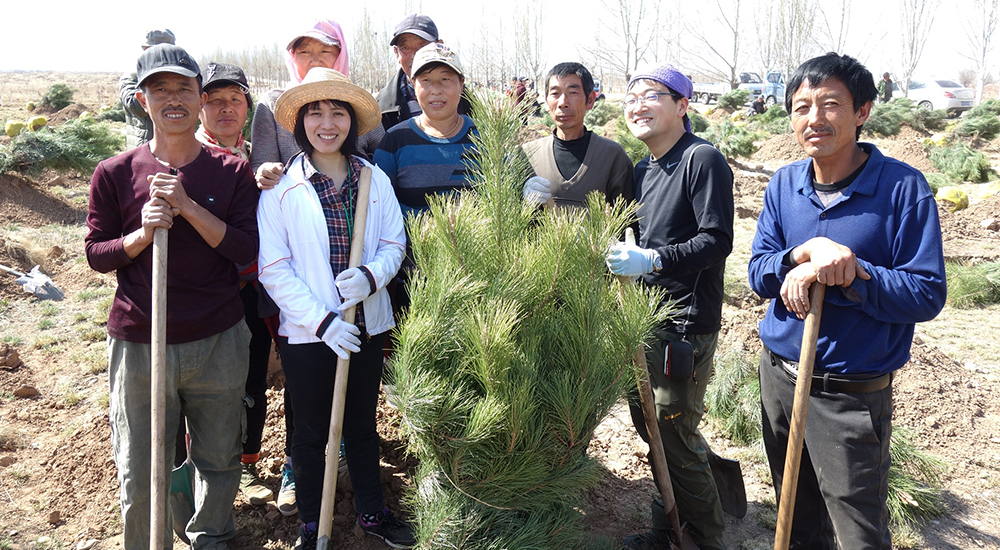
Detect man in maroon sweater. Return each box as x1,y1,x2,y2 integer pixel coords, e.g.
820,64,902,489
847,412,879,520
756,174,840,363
85,44,258,550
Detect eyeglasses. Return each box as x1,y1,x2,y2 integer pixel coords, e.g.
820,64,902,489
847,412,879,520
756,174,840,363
622,92,681,110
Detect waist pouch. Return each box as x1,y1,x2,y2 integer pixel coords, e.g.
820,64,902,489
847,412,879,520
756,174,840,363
663,339,694,381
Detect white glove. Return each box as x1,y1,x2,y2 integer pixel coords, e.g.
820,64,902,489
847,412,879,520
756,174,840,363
336,267,372,311
321,315,362,360
523,176,553,206
606,227,660,277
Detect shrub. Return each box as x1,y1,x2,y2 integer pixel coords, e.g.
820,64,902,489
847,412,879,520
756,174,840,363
865,99,910,137
953,113,1000,140
614,116,649,163
929,142,997,182
966,99,1000,118
40,84,75,111
96,100,126,123
584,99,621,128
717,88,750,110
704,347,763,447
539,110,555,129
690,111,710,133
749,105,791,135
910,106,947,133
701,120,762,159
888,427,947,529
945,260,1000,308
0,118,124,176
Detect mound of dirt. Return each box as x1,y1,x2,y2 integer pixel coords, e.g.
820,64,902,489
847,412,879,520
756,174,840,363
938,193,1000,261
47,103,92,125
870,125,935,173
751,133,805,167
0,174,87,226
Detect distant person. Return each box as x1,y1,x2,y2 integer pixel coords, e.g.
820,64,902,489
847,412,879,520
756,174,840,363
521,62,633,209
119,29,175,149
87,44,259,549
748,53,946,549
194,61,277,508
877,72,894,103
376,14,471,131
749,94,766,116
252,19,385,191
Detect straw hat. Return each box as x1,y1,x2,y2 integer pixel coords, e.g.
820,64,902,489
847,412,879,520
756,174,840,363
274,68,380,135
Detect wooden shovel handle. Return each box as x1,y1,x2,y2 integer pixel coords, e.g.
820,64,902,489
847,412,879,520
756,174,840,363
617,278,685,546
773,283,826,550
317,167,372,549
150,226,168,549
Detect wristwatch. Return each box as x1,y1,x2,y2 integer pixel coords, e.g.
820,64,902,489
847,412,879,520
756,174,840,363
652,253,663,272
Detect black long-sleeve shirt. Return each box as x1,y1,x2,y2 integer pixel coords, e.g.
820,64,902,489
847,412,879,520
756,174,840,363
634,132,734,334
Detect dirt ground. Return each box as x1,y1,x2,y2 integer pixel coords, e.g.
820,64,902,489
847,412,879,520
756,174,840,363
2,72,1000,550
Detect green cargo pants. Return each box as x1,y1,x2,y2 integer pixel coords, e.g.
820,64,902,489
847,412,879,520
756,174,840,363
628,329,725,550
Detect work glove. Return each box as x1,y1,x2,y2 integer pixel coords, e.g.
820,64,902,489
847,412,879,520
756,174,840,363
606,227,661,277
321,315,362,360
336,267,372,311
522,176,553,206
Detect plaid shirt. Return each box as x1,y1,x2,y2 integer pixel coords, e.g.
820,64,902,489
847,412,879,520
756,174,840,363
304,154,366,332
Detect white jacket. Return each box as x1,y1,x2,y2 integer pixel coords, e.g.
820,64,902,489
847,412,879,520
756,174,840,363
257,155,406,341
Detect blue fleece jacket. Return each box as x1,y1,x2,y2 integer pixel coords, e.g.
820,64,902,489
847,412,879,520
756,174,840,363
748,143,946,376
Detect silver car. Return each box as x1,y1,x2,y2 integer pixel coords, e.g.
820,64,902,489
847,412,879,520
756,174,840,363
894,79,977,115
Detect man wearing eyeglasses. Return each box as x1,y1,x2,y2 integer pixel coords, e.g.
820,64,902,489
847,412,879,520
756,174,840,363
376,14,471,131
605,64,734,550
521,62,633,209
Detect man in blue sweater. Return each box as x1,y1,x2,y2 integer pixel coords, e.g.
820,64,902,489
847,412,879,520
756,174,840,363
748,53,946,549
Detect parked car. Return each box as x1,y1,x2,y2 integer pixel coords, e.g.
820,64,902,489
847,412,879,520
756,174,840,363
894,79,976,115
740,71,786,109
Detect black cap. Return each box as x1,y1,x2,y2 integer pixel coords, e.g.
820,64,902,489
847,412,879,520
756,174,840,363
137,44,201,87
390,14,438,46
202,62,252,107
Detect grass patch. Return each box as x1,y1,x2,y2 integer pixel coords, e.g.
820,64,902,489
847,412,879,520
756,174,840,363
96,392,110,408
36,318,55,330
32,334,64,350
77,325,107,343
74,345,108,374
39,302,59,317
8,467,30,485
62,386,83,408
888,426,947,529
945,260,1000,308
1,334,24,346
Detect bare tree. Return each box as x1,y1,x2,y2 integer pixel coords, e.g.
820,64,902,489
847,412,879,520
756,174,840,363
816,0,851,53
350,8,397,94
463,12,510,89
684,0,748,89
514,2,546,89
962,0,1000,103
896,0,941,96
753,0,780,78
775,0,818,77
587,0,656,82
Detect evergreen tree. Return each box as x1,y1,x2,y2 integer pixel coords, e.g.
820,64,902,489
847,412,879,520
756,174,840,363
389,91,671,549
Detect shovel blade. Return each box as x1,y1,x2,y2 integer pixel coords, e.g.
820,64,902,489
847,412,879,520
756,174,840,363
15,266,64,301
708,450,747,519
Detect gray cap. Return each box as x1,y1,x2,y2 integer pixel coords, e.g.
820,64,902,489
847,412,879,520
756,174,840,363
137,44,201,87
144,29,176,48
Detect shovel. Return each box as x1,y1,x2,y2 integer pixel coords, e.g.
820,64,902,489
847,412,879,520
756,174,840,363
701,436,747,519
317,167,372,550
0,263,64,300
773,283,826,550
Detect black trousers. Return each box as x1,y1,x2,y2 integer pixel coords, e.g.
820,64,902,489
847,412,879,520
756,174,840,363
278,333,386,522
759,347,893,550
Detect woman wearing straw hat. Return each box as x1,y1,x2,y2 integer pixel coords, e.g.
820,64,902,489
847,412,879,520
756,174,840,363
252,19,385,191
256,67,413,550
250,19,384,517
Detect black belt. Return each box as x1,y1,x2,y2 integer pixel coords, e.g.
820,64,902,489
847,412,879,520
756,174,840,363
767,347,892,393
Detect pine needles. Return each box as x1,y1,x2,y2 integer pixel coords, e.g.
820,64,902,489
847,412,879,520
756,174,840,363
0,118,123,176
945,260,1000,308
929,142,997,183
391,91,670,549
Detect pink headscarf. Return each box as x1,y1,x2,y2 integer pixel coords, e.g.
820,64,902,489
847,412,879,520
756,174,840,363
285,19,350,84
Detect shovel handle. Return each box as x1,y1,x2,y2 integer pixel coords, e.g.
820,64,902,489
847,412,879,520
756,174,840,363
617,277,685,546
317,167,372,550
773,282,825,550
150,226,168,549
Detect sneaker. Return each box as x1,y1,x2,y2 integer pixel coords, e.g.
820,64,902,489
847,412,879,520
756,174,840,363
294,523,317,550
277,463,298,516
623,528,673,550
240,462,275,505
358,508,416,549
